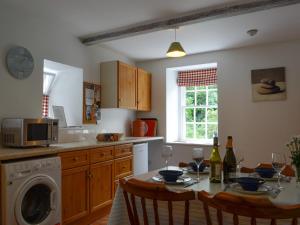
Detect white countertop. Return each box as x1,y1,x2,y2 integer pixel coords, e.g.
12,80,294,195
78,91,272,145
0,136,163,161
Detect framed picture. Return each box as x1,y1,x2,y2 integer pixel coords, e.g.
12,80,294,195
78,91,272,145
251,67,286,102
83,82,101,124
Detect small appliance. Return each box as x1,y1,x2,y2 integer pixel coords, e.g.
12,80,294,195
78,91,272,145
1,118,58,147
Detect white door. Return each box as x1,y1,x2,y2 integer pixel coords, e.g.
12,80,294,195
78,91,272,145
14,175,60,225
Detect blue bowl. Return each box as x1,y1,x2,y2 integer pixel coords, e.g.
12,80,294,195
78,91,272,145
237,177,265,191
189,162,206,172
255,167,276,178
159,170,183,182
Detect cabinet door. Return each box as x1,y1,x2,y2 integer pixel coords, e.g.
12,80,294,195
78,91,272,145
118,61,137,109
114,156,133,180
137,68,151,111
62,166,89,224
90,160,114,213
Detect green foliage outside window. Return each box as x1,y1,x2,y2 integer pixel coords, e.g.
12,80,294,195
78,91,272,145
186,124,194,138
185,108,194,122
186,92,195,106
183,85,218,141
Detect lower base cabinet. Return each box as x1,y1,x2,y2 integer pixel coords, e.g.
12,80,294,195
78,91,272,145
59,144,133,225
90,160,114,213
62,166,90,224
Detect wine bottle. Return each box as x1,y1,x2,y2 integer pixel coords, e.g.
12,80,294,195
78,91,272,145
209,136,222,183
223,136,237,183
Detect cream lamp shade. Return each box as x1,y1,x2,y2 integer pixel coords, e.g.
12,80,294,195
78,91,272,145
166,28,186,58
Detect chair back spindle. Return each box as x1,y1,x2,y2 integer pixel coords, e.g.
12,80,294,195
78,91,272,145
120,178,195,225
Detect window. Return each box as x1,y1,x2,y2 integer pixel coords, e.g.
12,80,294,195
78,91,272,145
178,68,218,143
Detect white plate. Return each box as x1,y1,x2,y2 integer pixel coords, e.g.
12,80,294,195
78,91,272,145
230,183,270,195
187,168,209,174
152,175,192,185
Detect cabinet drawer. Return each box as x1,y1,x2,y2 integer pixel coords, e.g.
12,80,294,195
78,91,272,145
90,146,114,163
59,150,89,170
114,156,133,179
114,144,133,158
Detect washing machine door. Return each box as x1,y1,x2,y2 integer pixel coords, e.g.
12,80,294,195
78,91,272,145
14,175,60,225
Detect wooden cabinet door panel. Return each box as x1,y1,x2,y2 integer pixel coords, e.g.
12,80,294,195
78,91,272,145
90,146,114,164
90,160,114,213
137,68,151,111
62,165,89,224
114,156,133,180
114,144,133,158
59,150,89,170
118,61,137,109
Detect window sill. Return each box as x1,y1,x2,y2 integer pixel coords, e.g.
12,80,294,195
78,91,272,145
166,141,213,147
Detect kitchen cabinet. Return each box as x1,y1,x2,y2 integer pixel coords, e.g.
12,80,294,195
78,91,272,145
137,68,151,111
100,61,151,111
61,165,90,224
59,144,133,225
90,160,114,213
118,61,137,109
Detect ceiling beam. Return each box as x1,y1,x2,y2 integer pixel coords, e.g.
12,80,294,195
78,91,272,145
80,0,300,45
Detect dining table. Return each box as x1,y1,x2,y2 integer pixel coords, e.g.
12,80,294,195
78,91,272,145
107,166,300,225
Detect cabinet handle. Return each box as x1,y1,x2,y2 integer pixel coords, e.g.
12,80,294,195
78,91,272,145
73,157,79,161
88,173,93,179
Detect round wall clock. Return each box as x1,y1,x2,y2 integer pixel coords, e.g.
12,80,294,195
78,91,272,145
6,46,34,80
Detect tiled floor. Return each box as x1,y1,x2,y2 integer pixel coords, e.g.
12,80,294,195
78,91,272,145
90,215,109,225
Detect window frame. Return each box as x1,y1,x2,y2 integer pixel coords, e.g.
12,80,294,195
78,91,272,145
179,85,218,144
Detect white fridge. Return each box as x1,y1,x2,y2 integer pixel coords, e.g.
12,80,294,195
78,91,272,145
133,143,148,176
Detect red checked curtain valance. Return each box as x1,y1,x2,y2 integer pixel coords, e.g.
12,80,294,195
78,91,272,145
177,68,217,87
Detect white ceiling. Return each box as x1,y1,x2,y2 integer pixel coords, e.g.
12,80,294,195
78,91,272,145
2,0,300,61
103,4,300,61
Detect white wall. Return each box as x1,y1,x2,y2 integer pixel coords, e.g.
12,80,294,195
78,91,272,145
0,5,136,137
138,40,300,168
49,67,83,126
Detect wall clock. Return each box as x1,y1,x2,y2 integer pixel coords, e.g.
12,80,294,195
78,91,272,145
6,46,34,80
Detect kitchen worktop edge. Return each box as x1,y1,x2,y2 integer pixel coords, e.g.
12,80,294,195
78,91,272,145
0,137,163,161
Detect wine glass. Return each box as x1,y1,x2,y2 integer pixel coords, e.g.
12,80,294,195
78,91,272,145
234,149,244,177
272,152,286,190
192,148,204,182
161,145,173,170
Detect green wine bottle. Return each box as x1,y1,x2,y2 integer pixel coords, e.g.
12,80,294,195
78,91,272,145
223,136,237,183
209,136,222,183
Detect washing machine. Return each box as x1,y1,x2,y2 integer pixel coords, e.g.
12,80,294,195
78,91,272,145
1,156,61,225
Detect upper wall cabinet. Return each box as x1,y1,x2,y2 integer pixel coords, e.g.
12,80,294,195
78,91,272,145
137,68,151,111
100,61,151,111
118,62,137,109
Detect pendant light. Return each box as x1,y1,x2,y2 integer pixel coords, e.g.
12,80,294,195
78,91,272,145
166,28,186,58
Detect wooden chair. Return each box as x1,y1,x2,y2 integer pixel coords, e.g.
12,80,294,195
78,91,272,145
198,190,300,225
119,178,195,225
240,163,295,177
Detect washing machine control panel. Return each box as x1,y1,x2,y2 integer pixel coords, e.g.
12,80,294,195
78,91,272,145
3,157,61,181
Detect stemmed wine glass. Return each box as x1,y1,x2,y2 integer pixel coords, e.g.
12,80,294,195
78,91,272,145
272,152,286,190
234,149,244,177
192,148,204,182
161,145,173,170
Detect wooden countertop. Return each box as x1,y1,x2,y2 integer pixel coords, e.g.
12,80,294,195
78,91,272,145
0,137,163,161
